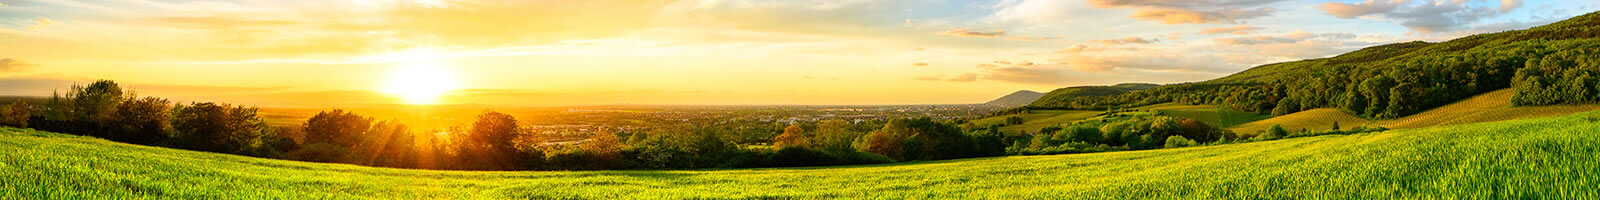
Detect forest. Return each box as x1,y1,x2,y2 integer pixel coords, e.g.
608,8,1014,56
1028,12,1600,119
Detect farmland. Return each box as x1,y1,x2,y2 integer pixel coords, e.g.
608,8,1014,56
5,110,1598,199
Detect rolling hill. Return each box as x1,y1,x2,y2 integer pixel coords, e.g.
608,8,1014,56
1230,88,1600,134
6,110,1599,198
1027,83,1157,108
982,90,1044,107
1026,11,1600,119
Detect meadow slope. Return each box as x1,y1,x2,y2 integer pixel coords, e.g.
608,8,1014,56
4,111,1600,199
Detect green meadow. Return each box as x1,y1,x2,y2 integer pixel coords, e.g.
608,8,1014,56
6,110,1599,199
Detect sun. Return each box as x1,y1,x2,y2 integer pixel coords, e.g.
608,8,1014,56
381,56,462,105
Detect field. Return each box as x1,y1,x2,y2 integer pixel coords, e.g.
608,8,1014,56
6,110,1599,198
1375,89,1600,129
1229,89,1600,135
1137,103,1270,128
1228,108,1372,136
967,110,1099,135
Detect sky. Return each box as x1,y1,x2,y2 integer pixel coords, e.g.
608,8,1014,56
0,0,1596,107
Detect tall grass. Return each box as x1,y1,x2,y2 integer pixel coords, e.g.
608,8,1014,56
4,110,1600,199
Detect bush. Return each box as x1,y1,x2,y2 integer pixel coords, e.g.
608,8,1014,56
1259,125,1287,140
1164,136,1197,148
287,143,350,163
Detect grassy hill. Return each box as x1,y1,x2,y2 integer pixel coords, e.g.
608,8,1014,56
1376,89,1600,129
5,110,1600,198
1229,108,1372,136
967,110,1099,135
1028,83,1157,108
1138,103,1270,128
1230,88,1600,134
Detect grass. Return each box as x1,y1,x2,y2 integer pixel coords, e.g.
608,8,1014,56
995,110,1100,134
968,110,1098,135
1229,108,1372,136
1230,89,1600,135
6,110,1600,199
1137,103,1270,128
1376,89,1600,129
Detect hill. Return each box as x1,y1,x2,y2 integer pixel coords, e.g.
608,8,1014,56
1375,89,1600,129
983,90,1044,106
5,110,1600,198
1228,108,1371,136
1027,11,1600,119
1027,83,1157,108
1230,88,1600,134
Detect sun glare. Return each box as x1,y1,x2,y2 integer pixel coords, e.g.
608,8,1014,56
380,49,462,105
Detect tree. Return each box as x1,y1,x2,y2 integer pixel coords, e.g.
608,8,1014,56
811,119,858,151
772,124,810,149
462,110,520,169
302,109,374,148
1005,116,1025,125
1331,121,1340,131
1164,135,1197,148
171,102,269,154
74,80,125,134
0,99,27,128
1260,124,1287,140
109,96,173,144
581,128,622,160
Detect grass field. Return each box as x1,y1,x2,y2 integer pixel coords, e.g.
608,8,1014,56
1137,103,1270,128
6,110,1599,199
1376,89,1600,129
968,110,1099,135
1229,108,1373,136
1229,89,1600,135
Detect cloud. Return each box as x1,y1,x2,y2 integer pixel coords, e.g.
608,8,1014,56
1317,0,1512,33
0,58,34,72
29,18,54,31
1198,26,1265,35
1499,0,1523,13
977,65,1075,85
912,62,929,66
947,73,979,82
1090,37,1159,45
937,29,1057,41
1057,44,1140,54
1087,0,1285,24
938,29,1006,38
994,61,1013,65
1212,31,1364,58
1213,31,1356,45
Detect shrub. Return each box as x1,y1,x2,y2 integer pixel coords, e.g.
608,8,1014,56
1164,136,1197,148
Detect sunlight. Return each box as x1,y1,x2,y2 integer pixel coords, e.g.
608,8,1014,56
380,49,461,105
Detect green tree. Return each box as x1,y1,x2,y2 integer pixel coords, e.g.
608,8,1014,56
1260,124,1287,140
172,102,269,154
0,99,27,128
109,96,173,144
302,109,374,148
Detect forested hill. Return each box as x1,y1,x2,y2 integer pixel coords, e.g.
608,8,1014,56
1029,83,1157,107
1028,10,1600,119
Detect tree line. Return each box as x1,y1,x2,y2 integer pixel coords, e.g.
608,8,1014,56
0,80,1013,170
1028,29,1600,119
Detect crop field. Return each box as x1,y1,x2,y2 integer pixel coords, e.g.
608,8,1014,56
1229,108,1372,135
1376,89,1600,129
5,110,1599,199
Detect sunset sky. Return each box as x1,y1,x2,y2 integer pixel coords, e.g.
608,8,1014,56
1,0,1595,107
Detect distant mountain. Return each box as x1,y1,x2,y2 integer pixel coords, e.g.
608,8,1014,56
984,90,1045,106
